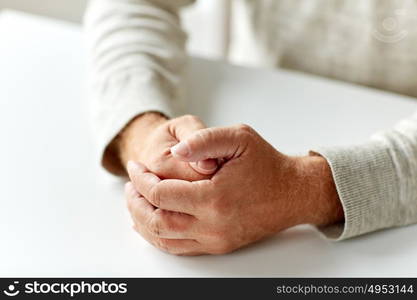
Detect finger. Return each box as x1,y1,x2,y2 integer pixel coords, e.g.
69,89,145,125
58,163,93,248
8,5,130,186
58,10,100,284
171,124,253,162
125,181,155,213
147,154,213,182
170,115,218,175
189,160,218,175
127,160,161,197
170,115,206,140
132,222,203,256
126,181,199,239
127,161,211,214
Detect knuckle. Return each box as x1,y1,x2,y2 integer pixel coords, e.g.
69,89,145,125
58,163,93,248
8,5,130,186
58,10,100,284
167,247,185,256
235,123,254,136
154,238,182,255
147,209,163,236
126,193,139,214
154,209,178,233
127,201,135,216
149,184,162,207
126,195,133,212
154,237,170,252
181,114,201,124
233,124,256,146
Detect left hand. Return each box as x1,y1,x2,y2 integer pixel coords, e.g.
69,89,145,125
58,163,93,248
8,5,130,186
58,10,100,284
113,114,217,180
125,124,343,255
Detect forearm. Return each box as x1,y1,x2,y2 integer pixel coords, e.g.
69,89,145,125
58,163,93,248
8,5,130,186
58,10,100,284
85,0,194,175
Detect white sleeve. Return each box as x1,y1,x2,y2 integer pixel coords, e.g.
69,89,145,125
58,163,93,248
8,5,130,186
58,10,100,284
313,111,417,240
84,0,195,171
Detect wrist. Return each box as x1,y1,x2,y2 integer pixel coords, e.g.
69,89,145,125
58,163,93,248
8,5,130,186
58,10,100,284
294,155,344,227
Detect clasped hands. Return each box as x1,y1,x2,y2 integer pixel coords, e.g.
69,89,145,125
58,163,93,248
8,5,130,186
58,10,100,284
115,113,343,255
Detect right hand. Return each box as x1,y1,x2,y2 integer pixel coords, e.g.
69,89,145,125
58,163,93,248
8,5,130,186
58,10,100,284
124,124,342,255
114,113,217,181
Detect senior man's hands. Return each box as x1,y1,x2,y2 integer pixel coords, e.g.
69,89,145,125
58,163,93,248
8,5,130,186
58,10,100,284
125,124,344,255
111,113,217,180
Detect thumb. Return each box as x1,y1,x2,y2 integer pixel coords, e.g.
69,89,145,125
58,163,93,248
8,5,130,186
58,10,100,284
170,125,251,162
170,115,218,174
189,160,218,175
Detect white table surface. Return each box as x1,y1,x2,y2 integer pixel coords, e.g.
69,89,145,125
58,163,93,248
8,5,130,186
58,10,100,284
1,11,417,277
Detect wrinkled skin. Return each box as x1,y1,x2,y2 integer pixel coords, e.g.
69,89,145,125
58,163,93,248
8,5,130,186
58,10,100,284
115,113,217,180
125,123,343,255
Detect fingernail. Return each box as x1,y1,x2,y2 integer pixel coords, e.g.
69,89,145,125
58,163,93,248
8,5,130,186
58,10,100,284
197,160,217,171
171,141,190,157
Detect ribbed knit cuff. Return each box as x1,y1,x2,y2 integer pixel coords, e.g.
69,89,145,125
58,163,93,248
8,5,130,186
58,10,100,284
311,140,399,240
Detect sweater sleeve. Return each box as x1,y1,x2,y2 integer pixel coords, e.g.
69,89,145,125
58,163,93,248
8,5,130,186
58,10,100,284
84,0,194,173
312,111,417,240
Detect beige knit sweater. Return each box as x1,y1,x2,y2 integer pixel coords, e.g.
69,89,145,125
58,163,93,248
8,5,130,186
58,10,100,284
84,0,417,240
